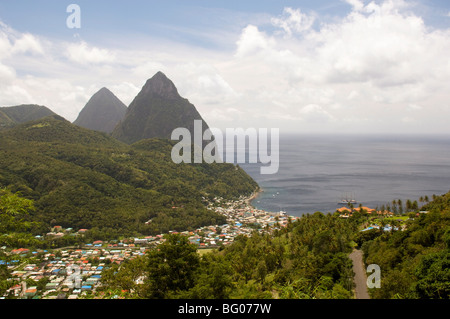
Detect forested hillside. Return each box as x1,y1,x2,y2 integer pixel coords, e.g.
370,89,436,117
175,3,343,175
96,191,450,299
0,104,56,130
359,194,450,299
0,116,258,240
1,115,448,299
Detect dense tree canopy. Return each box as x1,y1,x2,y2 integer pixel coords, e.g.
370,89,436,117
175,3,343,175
360,194,450,299
97,213,356,299
95,193,450,300
0,116,258,240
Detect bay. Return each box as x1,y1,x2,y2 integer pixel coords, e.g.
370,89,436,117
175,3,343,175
235,133,450,217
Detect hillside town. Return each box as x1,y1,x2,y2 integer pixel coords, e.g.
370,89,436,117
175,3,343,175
1,193,296,299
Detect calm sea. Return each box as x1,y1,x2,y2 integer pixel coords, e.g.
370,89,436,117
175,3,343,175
234,134,450,217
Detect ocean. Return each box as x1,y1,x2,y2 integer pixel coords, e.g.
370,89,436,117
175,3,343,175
235,133,450,217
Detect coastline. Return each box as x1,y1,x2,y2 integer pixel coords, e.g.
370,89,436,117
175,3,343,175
244,188,263,206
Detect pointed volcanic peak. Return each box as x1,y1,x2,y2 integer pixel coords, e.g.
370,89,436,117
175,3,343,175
112,71,211,144
139,71,181,100
73,87,127,133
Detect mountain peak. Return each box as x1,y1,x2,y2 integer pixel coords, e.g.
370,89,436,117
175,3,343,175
140,71,180,100
111,71,211,144
73,87,127,133
97,87,112,94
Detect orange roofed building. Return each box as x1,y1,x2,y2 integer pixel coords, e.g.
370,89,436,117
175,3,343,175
337,206,393,217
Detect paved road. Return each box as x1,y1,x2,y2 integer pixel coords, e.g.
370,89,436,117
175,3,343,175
349,249,370,299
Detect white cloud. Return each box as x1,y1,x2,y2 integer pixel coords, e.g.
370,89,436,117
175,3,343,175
131,61,166,82
1,1,450,133
0,84,34,106
271,7,315,37
0,23,49,106
65,41,116,65
0,23,45,87
0,63,16,85
173,63,239,106
299,104,335,123
345,0,365,12
11,33,44,55
226,1,450,132
235,25,274,58
401,116,416,123
207,107,244,123
311,2,443,89
0,22,44,57
233,0,450,91
407,103,423,111
110,81,141,106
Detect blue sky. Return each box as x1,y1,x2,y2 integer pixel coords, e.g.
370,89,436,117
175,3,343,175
1,0,450,133
3,1,448,46
0,1,346,49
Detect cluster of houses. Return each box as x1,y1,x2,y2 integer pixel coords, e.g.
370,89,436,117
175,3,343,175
186,210,294,248
147,195,297,248
207,195,297,235
1,194,298,299
2,190,433,299
2,246,146,299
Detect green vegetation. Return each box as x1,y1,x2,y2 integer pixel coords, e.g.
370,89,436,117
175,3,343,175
97,212,357,299
0,116,258,242
94,192,450,300
2,170,449,299
0,188,36,294
1,113,448,299
0,104,56,130
0,188,44,248
358,193,450,299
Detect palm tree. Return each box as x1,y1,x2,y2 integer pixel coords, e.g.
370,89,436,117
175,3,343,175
406,199,412,213
392,200,398,215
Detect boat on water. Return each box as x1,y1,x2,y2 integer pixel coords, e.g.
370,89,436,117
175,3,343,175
338,199,358,205
338,193,357,205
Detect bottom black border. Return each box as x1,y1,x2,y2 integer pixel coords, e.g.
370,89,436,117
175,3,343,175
1,299,448,317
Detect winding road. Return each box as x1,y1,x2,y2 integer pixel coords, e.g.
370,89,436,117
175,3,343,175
349,249,370,299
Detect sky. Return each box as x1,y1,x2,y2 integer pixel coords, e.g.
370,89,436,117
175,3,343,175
1,0,450,134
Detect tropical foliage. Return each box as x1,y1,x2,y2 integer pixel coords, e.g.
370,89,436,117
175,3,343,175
359,193,450,299
95,192,450,300
97,212,356,299
0,116,258,240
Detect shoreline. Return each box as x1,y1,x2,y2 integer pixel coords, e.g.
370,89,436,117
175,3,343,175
242,188,292,218
244,188,263,206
